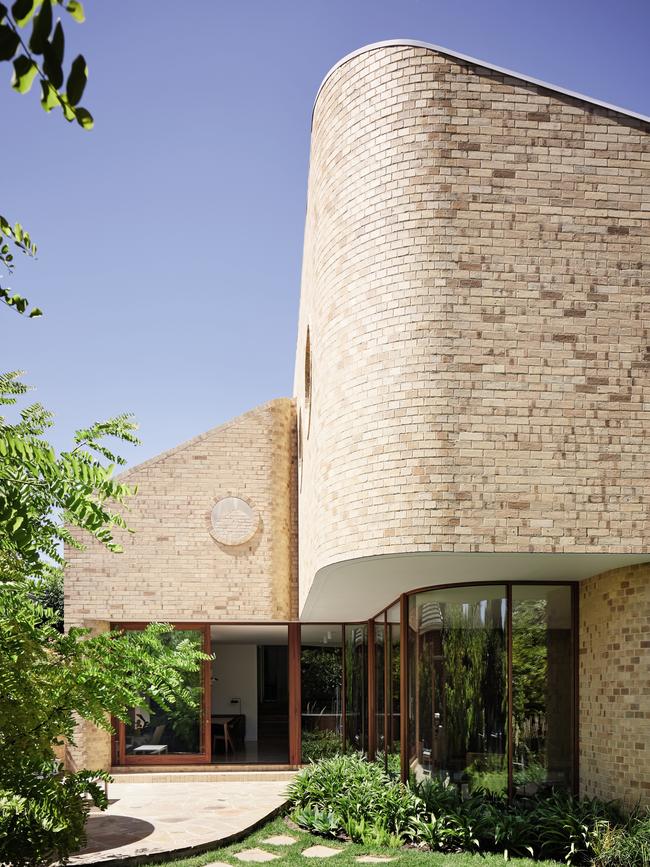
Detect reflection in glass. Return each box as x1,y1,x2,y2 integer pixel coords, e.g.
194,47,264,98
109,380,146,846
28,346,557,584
374,619,385,759
125,629,204,757
512,585,574,793
345,624,368,753
409,587,508,792
387,604,401,775
300,625,343,762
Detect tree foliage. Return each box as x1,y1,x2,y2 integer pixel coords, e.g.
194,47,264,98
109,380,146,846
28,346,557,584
1,0,93,318
0,371,140,581
0,376,210,863
0,587,208,866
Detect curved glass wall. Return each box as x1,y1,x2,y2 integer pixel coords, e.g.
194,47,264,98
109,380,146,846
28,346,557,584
408,586,507,792
512,585,574,793
374,618,385,759
407,583,575,795
345,624,368,752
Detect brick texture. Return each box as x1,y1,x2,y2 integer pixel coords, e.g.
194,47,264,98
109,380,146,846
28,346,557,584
294,45,650,608
65,398,298,628
580,563,650,806
64,398,297,768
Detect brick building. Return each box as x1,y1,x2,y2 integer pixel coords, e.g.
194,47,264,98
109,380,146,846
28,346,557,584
66,41,650,807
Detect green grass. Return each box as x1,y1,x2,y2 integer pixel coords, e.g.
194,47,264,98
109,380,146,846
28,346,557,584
161,816,563,867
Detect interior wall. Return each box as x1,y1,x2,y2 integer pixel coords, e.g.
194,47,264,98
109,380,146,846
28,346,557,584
211,644,258,740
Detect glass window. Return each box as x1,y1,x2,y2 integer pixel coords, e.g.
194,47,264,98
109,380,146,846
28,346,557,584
300,625,343,762
409,586,508,793
512,585,574,793
125,628,206,759
345,624,368,753
374,619,385,760
386,603,401,775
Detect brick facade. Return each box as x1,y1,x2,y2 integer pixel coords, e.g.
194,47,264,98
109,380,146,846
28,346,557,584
294,44,650,607
64,398,297,769
65,398,298,628
580,563,650,807
65,43,648,800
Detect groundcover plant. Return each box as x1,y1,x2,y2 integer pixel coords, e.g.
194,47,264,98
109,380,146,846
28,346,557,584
144,815,563,867
286,755,650,866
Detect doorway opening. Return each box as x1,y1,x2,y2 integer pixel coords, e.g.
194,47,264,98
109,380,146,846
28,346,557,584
210,624,289,764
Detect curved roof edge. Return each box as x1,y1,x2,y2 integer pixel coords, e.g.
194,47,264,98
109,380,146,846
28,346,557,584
313,39,650,126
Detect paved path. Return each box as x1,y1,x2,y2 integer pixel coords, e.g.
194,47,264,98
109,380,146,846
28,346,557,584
68,781,290,865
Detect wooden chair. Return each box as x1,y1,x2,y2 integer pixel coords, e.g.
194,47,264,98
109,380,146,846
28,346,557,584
212,719,235,755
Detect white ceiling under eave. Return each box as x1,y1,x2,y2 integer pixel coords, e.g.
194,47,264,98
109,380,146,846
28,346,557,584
299,552,650,622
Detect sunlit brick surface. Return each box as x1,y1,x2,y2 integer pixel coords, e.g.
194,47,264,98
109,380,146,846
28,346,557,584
580,564,650,806
65,398,298,627
295,45,650,606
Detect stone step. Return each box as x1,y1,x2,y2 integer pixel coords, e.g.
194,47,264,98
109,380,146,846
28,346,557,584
109,768,298,784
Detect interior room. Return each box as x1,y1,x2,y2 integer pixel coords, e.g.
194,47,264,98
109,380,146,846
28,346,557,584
210,624,289,764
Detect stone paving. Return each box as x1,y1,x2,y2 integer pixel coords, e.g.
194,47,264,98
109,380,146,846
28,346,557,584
68,778,402,865
68,781,289,864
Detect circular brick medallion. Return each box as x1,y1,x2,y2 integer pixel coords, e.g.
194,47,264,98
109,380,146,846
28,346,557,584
210,497,259,546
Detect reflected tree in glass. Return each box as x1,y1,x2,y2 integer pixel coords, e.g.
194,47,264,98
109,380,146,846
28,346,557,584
512,586,573,792
345,624,367,753
300,627,343,762
125,629,204,756
410,588,507,793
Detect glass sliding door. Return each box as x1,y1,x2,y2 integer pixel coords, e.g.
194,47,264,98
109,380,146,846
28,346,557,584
512,585,574,793
300,625,343,762
121,624,210,764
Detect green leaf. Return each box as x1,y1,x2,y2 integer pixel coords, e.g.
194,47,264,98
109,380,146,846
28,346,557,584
0,23,19,60
74,104,92,129
11,54,38,93
11,0,36,27
57,90,74,120
42,19,63,88
28,306,42,317
65,51,86,105
64,0,83,22
28,0,51,54
0,4,8,22
40,78,58,111
11,0,34,26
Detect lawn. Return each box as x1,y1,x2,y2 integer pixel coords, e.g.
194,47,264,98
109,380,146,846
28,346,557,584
163,816,563,867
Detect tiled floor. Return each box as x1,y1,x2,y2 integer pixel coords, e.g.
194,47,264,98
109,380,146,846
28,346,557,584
68,780,290,865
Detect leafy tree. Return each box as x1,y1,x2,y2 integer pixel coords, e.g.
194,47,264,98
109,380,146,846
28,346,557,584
1,0,93,318
29,569,63,630
0,7,213,863
0,374,210,864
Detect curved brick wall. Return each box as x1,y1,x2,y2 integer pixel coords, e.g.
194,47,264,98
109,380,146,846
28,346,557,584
295,44,650,601
580,563,650,806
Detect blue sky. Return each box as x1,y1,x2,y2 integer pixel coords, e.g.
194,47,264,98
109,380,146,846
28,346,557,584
3,0,649,466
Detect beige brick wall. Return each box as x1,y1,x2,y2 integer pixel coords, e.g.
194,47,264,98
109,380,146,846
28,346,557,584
65,398,298,627
580,563,650,807
65,621,113,772
64,398,297,767
295,45,650,607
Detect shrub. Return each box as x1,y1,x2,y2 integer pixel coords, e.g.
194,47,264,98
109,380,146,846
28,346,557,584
291,756,646,864
288,754,424,842
592,814,650,867
0,761,109,867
